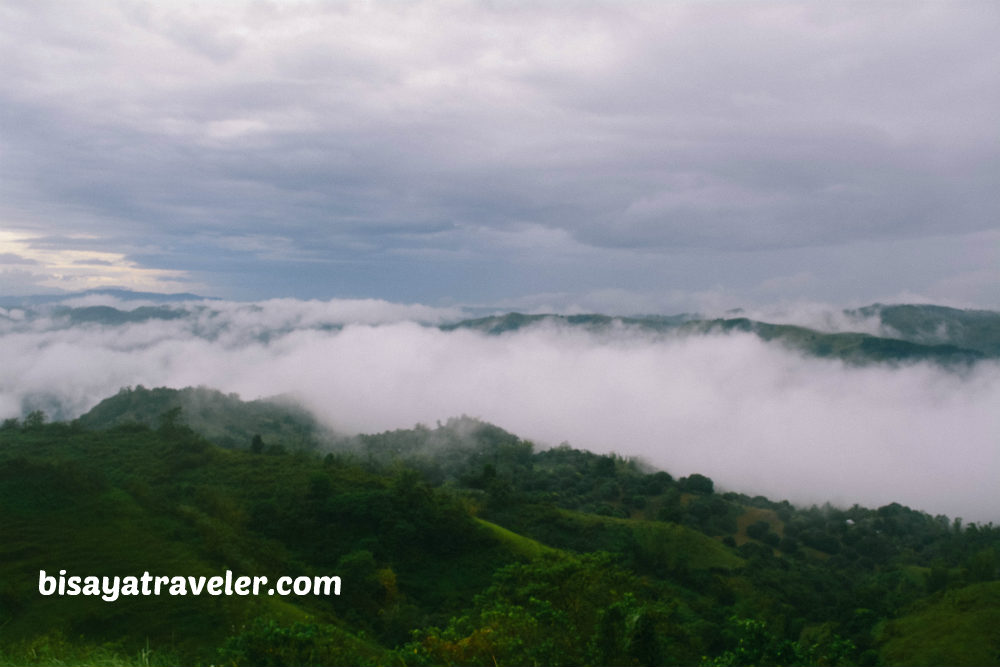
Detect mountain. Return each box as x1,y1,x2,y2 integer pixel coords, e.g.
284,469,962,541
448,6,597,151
683,316,986,364
76,385,332,450
6,297,999,366
443,308,994,365
2,387,998,665
0,288,210,308
57,304,189,326
852,303,1000,357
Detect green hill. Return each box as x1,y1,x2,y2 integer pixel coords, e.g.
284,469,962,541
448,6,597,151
0,418,517,664
76,385,331,450
877,581,1000,665
854,303,1000,356
443,310,991,365
2,388,998,666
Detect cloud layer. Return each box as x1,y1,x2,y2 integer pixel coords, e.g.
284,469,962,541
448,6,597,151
2,2,998,306
3,297,998,523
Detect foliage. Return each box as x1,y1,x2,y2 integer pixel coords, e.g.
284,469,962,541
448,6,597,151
876,581,1000,666
2,390,999,665
701,617,856,667
76,385,329,450
217,617,382,667
0,632,179,667
444,309,995,365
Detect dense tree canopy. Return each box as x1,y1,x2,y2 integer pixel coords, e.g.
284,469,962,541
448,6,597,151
0,391,997,665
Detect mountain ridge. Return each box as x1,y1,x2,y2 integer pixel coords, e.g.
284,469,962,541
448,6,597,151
6,298,999,367
442,307,997,365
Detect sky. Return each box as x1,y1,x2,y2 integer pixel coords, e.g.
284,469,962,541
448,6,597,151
1,1,998,313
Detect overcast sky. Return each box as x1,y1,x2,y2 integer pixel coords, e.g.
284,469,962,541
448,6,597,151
2,1,998,312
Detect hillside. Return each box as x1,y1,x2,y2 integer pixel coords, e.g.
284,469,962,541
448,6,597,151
876,581,1000,666
443,309,991,365
852,304,1000,356
1,388,998,665
75,385,332,450
0,415,516,665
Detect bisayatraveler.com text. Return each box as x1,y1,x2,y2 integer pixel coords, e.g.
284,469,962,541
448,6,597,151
39,569,341,602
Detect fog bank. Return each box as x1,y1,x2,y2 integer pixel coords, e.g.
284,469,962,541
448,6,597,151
2,298,997,522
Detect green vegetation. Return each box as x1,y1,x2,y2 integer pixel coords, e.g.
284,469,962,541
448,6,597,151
442,305,996,365
852,304,1000,356
876,581,1000,666
76,385,330,450
1,390,998,665
473,518,562,560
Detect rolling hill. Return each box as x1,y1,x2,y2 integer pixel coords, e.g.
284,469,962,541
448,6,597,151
1,386,997,665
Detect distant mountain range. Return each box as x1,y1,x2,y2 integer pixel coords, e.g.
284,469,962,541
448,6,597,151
0,287,210,308
849,303,1000,356
3,290,999,365
444,305,1000,365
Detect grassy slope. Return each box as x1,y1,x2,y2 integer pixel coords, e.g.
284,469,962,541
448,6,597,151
474,518,562,560
877,581,1000,666
0,429,342,656
734,506,784,546
0,424,519,662
488,504,745,575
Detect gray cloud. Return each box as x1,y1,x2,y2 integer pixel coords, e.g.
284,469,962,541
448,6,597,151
1,297,998,523
0,1,998,305
0,269,59,296
0,253,38,265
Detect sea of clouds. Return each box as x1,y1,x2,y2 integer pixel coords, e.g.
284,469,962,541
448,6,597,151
2,295,998,523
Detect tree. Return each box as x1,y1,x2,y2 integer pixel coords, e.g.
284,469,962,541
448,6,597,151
746,520,771,540
965,548,997,583
925,559,949,593
594,455,616,478
157,406,183,433
703,617,808,667
630,610,662,667
680,473,714,495
24,410,46,430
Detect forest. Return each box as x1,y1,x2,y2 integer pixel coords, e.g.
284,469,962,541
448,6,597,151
1,385,998,666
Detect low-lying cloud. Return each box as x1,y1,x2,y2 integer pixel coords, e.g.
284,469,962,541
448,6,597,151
3,297,998,523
